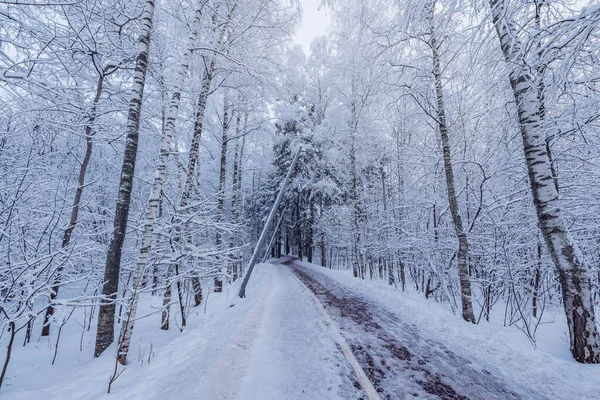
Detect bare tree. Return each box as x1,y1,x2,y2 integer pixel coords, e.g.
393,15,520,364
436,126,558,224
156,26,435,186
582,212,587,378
115,2,206,365
94,0,156,358
425,0,475,323
489,0,600,362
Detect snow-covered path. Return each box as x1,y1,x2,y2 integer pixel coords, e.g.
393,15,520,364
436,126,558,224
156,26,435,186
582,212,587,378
286,258,544,399
6,258,599,399
237,263,359,400
122,262,360,400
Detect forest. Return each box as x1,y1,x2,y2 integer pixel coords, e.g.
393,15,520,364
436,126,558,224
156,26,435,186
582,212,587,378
1,0,600,397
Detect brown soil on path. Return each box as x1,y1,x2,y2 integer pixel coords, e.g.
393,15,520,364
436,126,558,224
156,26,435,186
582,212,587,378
283,258,545,400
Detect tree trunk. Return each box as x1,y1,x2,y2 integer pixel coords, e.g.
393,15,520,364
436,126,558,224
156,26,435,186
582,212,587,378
427,2,475,323
399,259,406,292
320,231,326,267
307,199,314,263
214,94,231,292
176,28,225,304
160,262,173,331
114,4,204,365
490,0,600,363
296,197,303,261
238,147,303,298
43,69,107,337
349,107,365,280
533,242,542,318
0,322,16,389
94,0,155,358
228,117,243,279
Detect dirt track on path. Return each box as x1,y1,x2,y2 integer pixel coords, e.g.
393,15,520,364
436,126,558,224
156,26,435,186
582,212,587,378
284,259,545,400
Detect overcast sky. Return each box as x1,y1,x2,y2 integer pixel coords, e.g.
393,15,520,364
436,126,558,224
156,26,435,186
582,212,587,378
294,0,330,55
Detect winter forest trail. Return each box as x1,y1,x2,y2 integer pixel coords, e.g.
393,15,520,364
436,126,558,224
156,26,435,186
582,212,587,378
116,258,589,400
283,258,545,400
132,261,361,400
9,258,595,400
129,258,544,400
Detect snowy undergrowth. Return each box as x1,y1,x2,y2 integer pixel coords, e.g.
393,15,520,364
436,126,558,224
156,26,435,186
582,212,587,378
295,260,600,400
1,265,272,399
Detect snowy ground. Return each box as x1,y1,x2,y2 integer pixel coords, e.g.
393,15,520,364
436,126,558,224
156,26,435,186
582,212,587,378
3,258,600,399
2,263,359,400
289,258,600,400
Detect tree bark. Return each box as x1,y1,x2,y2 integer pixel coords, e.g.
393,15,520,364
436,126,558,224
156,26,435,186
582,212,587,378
427,1,475,323
43,68,107,337
94,0,155,358
490,0,600,363
430,37,475,323
349,105,365,279
0,322,16,389
115,4,204,365
320,231,327,267
228,113,246,280
214,94,231,292
295,197,303,261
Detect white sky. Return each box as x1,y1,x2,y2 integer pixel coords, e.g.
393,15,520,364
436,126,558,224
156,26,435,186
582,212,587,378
293,0,331,55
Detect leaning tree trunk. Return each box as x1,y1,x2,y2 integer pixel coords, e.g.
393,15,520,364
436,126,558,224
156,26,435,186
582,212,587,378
94,0,155,358
115,4,204,365
43,66,110,337
428,7,475,323
490,0,600,363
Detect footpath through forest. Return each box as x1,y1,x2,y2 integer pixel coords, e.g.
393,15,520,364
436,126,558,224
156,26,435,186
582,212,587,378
7,258,600,399
286,258,537,399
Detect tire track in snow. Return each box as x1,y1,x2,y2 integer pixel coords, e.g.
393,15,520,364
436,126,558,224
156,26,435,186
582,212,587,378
286,264,382,400
238,264,362,400
285,259,546,400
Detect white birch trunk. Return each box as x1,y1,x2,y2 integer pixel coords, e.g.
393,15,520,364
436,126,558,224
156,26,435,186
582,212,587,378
116,5,204,365
426,0,476,323
228,113,244,280
94,0,155,358
490,0,600,363
213,92,231,292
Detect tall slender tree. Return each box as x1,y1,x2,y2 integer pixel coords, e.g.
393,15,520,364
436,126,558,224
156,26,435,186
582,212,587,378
115,2,205,365
94,0,156,358
489,0,600,362
425,0,475,323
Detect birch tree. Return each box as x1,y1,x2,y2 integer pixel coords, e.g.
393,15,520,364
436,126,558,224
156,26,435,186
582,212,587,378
489,0,600,363
94,0,156,358
114,2,206,365
425,0,475,323
213,92,232,292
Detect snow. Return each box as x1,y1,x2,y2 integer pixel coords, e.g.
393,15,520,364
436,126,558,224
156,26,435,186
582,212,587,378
2,263,358,399
238,264,357,400
291,259,600,400
4,259,600,399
